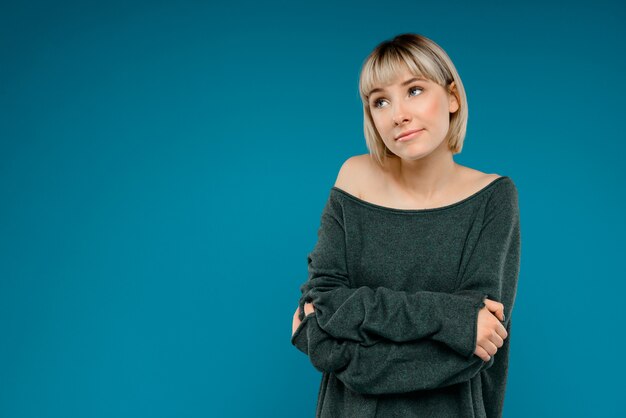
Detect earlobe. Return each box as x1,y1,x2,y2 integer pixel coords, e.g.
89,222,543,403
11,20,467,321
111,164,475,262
449,99,460,113
449,96,460,113
448,82,460,113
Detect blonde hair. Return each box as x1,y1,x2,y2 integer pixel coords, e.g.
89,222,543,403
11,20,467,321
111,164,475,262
358,33,468,168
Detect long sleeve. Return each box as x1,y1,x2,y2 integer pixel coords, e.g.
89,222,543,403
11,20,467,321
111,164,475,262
291,180,521,395
297,180,519,359
291,311,498,395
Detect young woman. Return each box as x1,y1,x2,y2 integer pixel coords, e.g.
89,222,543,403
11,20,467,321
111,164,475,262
291,33,521,418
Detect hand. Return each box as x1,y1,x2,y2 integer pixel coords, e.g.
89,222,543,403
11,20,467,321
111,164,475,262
292,306,302,337
291,303,316,337
304,302,315,316
474,298,508,362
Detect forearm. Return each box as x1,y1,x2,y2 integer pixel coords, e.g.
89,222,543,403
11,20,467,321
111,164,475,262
292,313,495,396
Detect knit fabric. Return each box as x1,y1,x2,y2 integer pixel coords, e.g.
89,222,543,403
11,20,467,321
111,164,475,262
291,176,521,418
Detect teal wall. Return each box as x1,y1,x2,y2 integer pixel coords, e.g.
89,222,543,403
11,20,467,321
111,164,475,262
1,1,625,417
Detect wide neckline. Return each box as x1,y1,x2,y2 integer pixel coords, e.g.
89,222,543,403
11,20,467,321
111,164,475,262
331,176,508,214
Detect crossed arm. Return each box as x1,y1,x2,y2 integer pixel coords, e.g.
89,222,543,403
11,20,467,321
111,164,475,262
290,180,521,395
292,298,507,362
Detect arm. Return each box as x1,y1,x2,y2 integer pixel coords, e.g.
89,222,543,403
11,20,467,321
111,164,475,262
291,311,497,395
298,179,519,358
291,181,521,394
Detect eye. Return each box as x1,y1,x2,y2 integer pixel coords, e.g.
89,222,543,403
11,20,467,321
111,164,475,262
372,98,387,109
409,86,423,96
371,86,424,109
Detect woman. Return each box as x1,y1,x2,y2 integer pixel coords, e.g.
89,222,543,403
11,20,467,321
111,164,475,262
290,33,521,418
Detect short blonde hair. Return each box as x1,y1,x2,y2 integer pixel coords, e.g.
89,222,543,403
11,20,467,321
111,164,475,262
358,33,468,168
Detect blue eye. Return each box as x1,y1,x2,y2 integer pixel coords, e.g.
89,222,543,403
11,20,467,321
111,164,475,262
409,86,423,96
371,86,424,109
373,98,386,109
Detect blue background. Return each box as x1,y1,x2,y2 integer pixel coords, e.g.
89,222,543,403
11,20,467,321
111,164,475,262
2,1,625,417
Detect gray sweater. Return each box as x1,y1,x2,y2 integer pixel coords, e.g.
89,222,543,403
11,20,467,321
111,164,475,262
291,176,521,418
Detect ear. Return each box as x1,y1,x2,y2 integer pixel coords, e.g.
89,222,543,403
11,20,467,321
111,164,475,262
448,82,460,113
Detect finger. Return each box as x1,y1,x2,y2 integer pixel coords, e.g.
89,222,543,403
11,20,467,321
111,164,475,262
484,299,497,315
498,303,506,321
498,306,505,322
304,302,314,316
475,346,491,362
489,331,505,349
292,316,301,337
485,299,504,316
480,339,499,356
497,322,508,340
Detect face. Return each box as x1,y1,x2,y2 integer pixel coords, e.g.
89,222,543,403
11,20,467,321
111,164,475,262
367,67,459,161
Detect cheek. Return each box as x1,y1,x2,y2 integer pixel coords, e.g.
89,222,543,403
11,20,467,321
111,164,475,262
371,112,382,127
420,96,445,121
371,114,386,135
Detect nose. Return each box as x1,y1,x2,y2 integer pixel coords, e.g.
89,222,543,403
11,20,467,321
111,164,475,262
392,101,411,126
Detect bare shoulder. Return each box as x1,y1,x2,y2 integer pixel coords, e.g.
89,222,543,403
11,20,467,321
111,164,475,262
333,154,376,198
457,165,503,191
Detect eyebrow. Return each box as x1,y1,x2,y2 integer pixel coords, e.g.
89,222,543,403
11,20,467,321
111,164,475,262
368,77,427,97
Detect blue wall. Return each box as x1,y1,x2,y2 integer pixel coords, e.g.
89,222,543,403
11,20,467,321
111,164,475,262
1,0,625,417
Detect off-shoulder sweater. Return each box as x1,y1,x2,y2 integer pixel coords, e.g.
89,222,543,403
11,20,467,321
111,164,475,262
291,176,521,418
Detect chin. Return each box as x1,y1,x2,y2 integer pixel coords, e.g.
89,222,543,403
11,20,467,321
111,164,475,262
398,145,435,159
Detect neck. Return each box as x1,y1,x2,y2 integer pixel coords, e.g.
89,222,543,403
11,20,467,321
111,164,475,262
388,142,459,201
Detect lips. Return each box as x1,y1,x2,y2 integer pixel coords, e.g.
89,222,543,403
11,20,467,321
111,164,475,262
395,129,424,141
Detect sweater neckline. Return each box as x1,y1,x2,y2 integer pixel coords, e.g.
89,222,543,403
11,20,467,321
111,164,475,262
331,176,508,214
